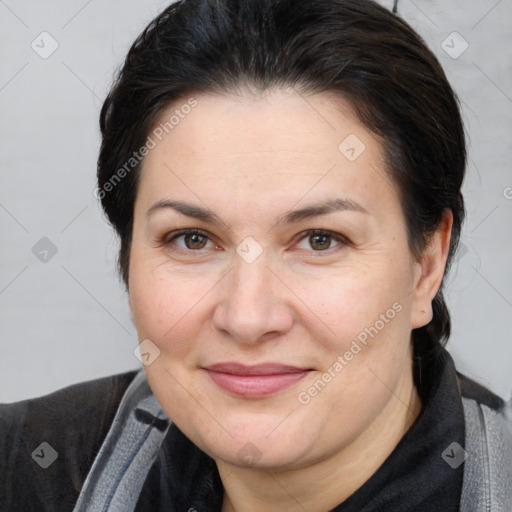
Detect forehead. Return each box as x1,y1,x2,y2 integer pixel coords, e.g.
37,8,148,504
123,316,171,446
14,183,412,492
146,88,369,163
136,88,400,221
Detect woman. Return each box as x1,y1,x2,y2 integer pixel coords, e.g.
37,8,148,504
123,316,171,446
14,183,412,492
1,0,511,510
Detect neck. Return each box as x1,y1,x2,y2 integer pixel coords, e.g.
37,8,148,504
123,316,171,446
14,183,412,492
217,368,422,512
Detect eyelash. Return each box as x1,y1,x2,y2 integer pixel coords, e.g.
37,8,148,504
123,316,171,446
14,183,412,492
293,229,350,252
162,229,217,252
162,228,350,254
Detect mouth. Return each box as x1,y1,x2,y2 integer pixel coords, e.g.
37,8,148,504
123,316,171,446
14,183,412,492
201,362,313,398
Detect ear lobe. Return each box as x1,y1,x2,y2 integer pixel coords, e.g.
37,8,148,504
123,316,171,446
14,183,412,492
410,209,453,330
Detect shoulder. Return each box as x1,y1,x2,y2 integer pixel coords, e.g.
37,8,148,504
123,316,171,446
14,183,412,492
457,372,512,511
457,371,506,411
0,370,139,511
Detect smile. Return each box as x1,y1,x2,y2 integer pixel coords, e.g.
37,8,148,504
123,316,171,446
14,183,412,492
202,363,312,398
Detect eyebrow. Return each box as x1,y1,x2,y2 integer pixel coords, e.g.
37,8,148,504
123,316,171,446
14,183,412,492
146,198,369,225
276,198,369,225
146,200,223,224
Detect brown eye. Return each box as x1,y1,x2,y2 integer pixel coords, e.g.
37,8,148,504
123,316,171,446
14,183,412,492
165,230,214,251
183,232,208,249
295,230,348,253
309,233,332,251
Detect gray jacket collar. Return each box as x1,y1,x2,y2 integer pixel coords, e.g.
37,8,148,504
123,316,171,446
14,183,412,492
73,365,512,511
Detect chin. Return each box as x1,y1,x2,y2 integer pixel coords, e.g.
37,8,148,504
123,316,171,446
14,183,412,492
212,438,306,470
190,413,318,469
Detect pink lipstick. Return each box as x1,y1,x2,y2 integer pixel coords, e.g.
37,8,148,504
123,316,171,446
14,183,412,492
202,363,311,398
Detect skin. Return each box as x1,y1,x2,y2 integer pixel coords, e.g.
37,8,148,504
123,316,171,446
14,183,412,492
128,87,452,511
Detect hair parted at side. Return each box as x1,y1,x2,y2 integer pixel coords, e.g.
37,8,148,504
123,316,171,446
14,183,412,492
97,0,466,361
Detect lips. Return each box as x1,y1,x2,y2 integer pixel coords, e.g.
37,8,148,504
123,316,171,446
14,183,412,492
202,363,311,398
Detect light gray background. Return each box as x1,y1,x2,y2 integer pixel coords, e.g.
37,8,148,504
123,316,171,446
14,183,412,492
1,0,511,403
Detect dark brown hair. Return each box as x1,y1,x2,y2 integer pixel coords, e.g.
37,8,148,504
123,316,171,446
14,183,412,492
97,0,466,360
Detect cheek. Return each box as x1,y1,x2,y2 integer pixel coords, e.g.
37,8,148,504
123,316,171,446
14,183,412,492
295,274,411,431
291,265,405,353
128,260,213,358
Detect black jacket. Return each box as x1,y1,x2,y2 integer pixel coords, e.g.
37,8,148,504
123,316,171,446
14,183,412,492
1,348,511,511
0,371,135,511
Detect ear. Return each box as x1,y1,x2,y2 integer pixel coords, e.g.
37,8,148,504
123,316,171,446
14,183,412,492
410,208,453,330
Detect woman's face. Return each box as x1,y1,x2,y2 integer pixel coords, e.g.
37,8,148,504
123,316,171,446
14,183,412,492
128,88,431,469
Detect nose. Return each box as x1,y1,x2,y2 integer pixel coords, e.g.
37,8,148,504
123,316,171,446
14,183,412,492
212,255,294,344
